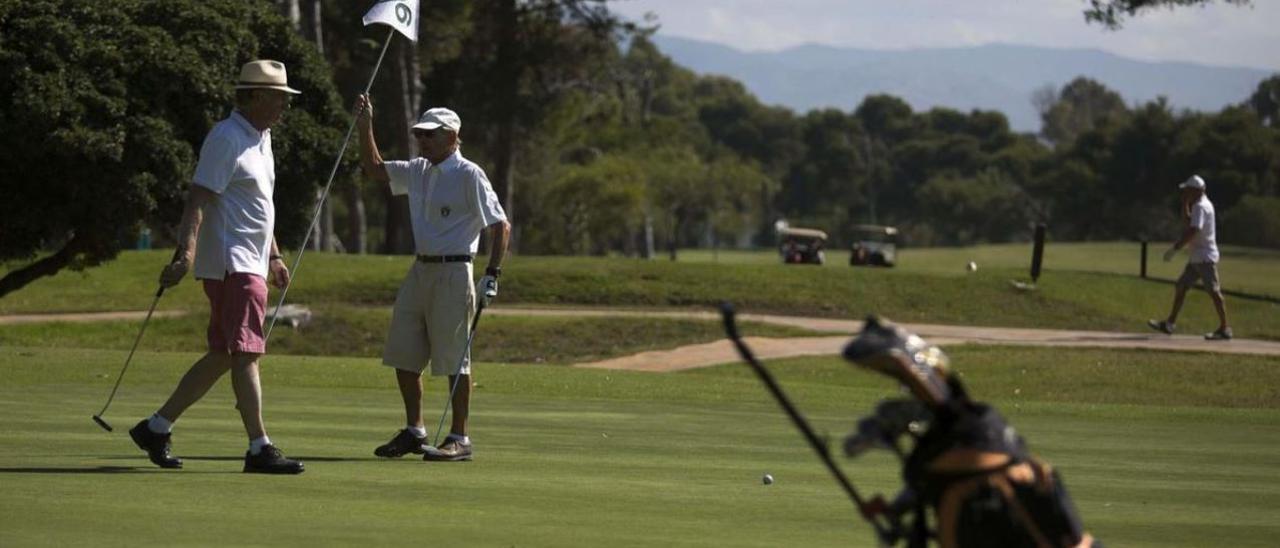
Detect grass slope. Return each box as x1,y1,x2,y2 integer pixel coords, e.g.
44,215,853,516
3,250,1278,339
0,312,816,364
1,345,1277,547
678,242,1280,298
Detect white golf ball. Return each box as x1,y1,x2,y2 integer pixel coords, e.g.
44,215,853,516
762,473,774,485
966,261,977,272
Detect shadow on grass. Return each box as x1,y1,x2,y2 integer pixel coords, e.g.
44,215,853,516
0,465,168,474
179,455,380,462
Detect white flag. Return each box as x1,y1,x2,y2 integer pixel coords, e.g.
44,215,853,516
363,0,419,43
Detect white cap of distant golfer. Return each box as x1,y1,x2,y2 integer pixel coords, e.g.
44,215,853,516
1179,175,1206,190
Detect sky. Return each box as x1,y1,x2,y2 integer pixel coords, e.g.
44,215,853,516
608,0,1280,71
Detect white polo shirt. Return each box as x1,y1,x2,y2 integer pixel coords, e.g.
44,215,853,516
1187,196,1219,264
385,150,507,256
190,111,276,280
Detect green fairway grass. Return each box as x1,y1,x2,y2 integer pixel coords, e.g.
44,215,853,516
1,346,1277,547
2,249,1277,339
0,312,815,364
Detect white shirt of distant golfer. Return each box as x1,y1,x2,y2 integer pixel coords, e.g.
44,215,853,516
190,111,277,280
384,150,507,256
1186,195,1219,264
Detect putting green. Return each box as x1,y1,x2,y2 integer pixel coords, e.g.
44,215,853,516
1,346,1278,546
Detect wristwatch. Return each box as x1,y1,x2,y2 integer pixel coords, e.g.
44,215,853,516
485,266,502,278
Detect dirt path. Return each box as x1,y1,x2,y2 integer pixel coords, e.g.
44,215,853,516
482,307,1280,371
4,306,1277,371
0,310,188,324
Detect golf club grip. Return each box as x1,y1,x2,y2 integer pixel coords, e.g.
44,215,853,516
719,303,894,540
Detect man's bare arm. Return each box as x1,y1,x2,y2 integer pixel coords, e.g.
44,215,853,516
356,94,389,183
159,185,217,287
486,220,511,271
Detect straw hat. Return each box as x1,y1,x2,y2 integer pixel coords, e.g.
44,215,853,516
234,60,301,95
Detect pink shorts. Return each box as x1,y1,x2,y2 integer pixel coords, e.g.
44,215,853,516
202,272,268,354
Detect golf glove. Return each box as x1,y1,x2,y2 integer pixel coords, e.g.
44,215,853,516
1162,247,1177,262
476,275,498,307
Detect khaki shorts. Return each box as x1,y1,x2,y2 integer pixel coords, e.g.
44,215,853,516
1176,261,1221,292
382,261,476,376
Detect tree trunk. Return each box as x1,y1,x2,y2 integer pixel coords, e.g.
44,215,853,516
643,212,655,259
280,0,301,31
0,236,80,299
381,38,419,254
491,0,519,230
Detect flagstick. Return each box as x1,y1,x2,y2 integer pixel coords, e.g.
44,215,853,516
265,27,397,342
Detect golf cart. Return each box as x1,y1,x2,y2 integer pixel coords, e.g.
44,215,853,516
849,224,898,267
778,226,828,265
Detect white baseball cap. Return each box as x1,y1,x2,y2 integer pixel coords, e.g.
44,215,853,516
1179,175,1206,190
412,107,461,132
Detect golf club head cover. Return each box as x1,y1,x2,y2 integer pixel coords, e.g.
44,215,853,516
843,316,952,406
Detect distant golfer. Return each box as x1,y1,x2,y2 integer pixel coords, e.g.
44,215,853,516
355,93,510,461
129,60,304,474
1148,174,1232,340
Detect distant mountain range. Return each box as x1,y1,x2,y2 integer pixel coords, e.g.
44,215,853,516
652,35,1274,133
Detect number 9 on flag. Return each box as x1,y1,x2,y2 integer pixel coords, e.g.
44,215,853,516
362,0,419,43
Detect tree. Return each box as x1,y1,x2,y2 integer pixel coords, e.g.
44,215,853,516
1246,74,1280,128
0,0,348,298
1084,0,1252,29
1040,77,1128,146
427,0,638,241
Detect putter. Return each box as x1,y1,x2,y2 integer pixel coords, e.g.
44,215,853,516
430,295,491,446
720,302,896,545
92,285,166,432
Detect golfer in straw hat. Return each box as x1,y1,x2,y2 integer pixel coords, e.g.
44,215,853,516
1147,174,1232,341
128,60,305,474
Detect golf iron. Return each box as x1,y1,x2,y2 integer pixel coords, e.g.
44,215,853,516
92,285,167,432
719,302,896,545
430,296,490,446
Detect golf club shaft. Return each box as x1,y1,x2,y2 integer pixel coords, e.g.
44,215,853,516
432,302,485,445
264,28,397,342
719,303,894,543
95,286,165,418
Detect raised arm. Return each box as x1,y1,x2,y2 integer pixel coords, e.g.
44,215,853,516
355,93,389,183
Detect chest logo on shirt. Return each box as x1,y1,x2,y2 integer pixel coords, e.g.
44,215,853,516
440,206,451,218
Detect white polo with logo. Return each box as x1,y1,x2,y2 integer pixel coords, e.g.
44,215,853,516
381,149,507,375
191,111,276,280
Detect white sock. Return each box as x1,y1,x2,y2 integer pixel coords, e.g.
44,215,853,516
407,425,427,438
249,436,272,455
446,433,470,444
147,413,173,434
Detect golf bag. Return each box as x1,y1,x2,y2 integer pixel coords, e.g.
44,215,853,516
843,317,1097,548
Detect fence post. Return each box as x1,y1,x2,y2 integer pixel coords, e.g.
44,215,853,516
1030,223,1046,283
1140,240,1148,279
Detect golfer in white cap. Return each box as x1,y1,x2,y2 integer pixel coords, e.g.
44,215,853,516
354,93,510,462
1148,174,1232,340
130,60,305,474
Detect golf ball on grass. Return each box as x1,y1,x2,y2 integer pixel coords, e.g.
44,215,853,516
762,473,774,485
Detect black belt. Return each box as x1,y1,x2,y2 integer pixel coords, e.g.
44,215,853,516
416,255,472,263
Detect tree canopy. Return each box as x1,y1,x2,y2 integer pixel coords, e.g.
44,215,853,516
1084,0,1253,29
0,0,348,297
